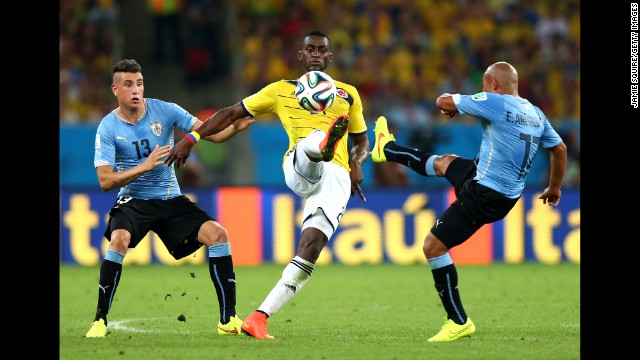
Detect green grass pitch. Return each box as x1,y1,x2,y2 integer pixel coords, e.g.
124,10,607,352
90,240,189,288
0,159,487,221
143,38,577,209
60,263,580,359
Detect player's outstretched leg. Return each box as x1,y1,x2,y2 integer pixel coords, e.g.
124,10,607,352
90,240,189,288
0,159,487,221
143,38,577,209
372,116,440,177
371,116,396,163
319,114,350,162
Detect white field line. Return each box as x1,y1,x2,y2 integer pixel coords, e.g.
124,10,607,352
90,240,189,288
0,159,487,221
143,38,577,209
109,318,192,334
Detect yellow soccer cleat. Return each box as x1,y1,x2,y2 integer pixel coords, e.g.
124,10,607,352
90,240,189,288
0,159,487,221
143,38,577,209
85,318,107,338
427,317,476,342
217,315,244,335
371,116,395,163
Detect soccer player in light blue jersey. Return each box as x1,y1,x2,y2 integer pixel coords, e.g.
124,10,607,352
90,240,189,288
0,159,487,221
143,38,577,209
86,59,255,338
372,62,567,342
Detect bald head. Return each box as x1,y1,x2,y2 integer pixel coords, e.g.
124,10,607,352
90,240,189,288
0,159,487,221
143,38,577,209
483,61,519,96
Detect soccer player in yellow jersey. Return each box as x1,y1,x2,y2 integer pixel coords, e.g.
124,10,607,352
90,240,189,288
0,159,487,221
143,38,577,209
166,30,370,339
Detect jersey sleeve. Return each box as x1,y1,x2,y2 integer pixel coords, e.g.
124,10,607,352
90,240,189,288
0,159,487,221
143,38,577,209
166,101,198,132
94,120,115,168
345,85,367,134
453,92,504,122
539,112,564,148
242,82,279,117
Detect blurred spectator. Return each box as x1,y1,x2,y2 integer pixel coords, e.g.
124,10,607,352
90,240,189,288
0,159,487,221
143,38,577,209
527,70,554,116
279,2,309,44
61,0,581,189
192,107,235,186
235,0,579,125
437,59,477,101
384,90,438,152
459,0,496,47
62,0,581,125
183,0,230,85
147,0,185,64
560,128,580,188
496,4,535,48
59,0,119,124
87,0,119,33
534,2,569,58
385,90,433,128
373,121,409,188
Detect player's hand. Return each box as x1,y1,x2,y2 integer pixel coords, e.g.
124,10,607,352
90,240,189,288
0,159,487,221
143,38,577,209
165,138,194,169
144,144,172,171
440,109,456,119
538,187,561,207
233,116,255,132
349,160,366,202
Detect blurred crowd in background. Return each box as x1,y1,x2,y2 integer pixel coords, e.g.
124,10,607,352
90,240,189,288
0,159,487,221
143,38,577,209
59,0,580,188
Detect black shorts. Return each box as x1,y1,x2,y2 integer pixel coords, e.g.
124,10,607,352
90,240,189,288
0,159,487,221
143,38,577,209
431,158,519,249
104,195,215,260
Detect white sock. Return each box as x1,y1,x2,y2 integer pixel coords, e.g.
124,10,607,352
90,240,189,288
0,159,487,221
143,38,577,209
300,130,325,158
258,256,315,316
294,130,325,181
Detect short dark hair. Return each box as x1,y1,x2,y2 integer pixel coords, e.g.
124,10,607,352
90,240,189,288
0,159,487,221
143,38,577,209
302,30,331,48
113,59,142,74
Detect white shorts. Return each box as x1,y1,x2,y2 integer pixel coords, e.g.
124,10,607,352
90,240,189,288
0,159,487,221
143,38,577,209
283,146,351,239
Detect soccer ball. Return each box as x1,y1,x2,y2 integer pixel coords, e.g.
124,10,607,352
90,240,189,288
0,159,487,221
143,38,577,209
295,71,337,113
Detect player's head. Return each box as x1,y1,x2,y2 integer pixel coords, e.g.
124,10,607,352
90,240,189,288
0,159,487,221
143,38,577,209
111,59,144,108
482,61,519,96
298,30,332,72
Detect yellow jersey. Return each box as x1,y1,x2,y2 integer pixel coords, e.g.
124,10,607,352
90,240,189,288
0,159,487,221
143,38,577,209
242,78,368,172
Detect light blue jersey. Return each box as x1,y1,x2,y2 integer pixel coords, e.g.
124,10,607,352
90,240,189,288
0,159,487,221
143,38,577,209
453,92,562,198
94,98,198,200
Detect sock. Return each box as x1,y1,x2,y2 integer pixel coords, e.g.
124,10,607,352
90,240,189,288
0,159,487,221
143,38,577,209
428,253,468,325
94,249,125,325
301,130,325,158
208,243,237,324
293,132,324,181
384,142,437,176
257,256,314,316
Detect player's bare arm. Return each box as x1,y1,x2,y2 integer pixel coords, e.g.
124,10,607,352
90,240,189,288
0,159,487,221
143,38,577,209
435,93,458,119
195,116,255,143
165,103,248,168
538,142,568,206
349,133,370,201
97,144,171,192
